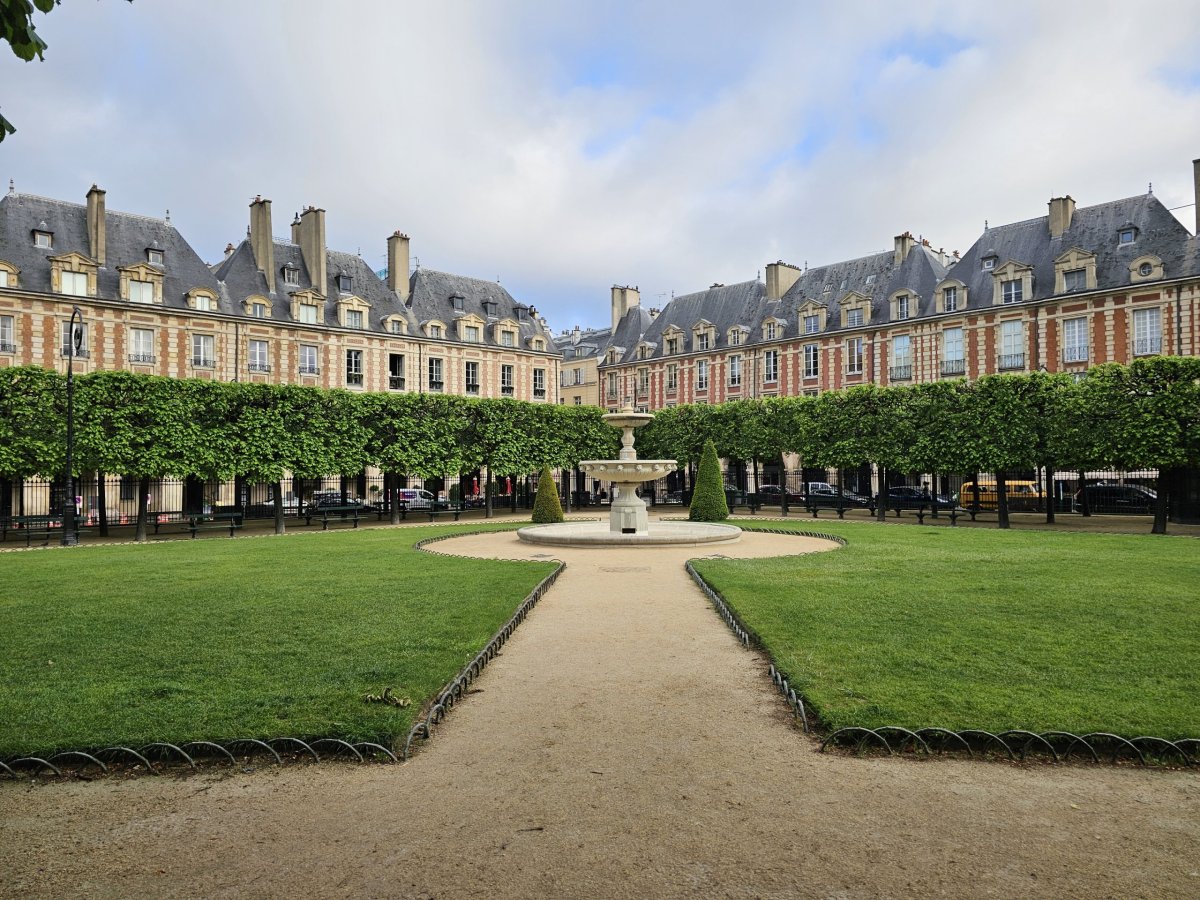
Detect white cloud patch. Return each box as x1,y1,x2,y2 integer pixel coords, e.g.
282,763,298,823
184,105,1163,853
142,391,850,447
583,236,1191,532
2,0,1198,330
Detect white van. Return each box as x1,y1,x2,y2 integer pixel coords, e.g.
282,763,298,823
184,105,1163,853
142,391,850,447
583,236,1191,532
396,488,439,510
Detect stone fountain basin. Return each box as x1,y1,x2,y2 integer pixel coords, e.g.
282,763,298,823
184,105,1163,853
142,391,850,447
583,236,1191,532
579,460,678,480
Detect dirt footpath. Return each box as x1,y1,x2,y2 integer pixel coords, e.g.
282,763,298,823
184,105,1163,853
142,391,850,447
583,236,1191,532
2,528,1197,899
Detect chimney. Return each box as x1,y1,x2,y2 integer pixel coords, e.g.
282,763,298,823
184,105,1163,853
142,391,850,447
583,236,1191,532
1193,158,1200,235
387,231,410,301
291,212,301,244
893,231,916,265
249,195,275,293
1048,195,1075,238
611,284,641,331
224,243,235,260
86,185,106,265
572,325,581,343
298,206,327,295
765,261,802,300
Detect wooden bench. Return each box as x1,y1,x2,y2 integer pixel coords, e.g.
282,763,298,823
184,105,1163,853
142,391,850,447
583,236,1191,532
425,506,462,523
304,505,362,530
374,501,408,522
2,516,93,546
181,512,243,538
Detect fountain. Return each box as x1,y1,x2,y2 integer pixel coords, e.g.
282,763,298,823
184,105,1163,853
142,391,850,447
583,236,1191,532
518,404,741,547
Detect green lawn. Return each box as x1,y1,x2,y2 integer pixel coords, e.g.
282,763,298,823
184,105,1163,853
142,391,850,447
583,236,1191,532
0,525,554,758
693,522,1199,738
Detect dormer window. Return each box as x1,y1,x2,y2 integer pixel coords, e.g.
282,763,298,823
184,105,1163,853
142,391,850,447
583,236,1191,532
766,322,778,340
482,299,498,317
729,330,743,346
430,323,443,338
1118,227,1136,245
147,248,164,266
846,308,864,328
464,324,481,343
298,303,319,324
864,274,876,285
666,336,680,354
697,332,710,351
895,295,910,320
1063,269,1086,292
1001,279,1023,304
1138,262,1153,277
345,309,363,329
129,280,154,304
532,338,545,351
943,286,958,312
283,266,299,285
501,330,515,347
34,231,52,249
61,271,88,296
193,294,215,312
251,301,267,318
451,294,465,311
803,315,819,335
337,274,353,293
389,318,406,335
982,255,996,271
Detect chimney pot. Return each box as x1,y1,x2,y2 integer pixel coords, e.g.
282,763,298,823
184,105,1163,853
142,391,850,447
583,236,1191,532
86,184,106,265
387,230,411,300
298,207,328,295
249,195,276,293
1192,157,1200,235
1048,195,1076,238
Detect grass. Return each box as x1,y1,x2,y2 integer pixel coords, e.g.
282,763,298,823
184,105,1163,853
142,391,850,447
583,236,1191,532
0,524,555,758
693,521,1199,738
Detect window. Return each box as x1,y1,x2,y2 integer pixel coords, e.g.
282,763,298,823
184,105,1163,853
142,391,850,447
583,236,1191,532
846,337,863,375
766,322,778,340
299,344,319,375
941,327,965,376
864,274,876,285
666,336,680,355
999,321,1024,370
1133,308,1162,356
248,339,270,373
982,257,996,271
763,349,779,383
34,231,52,249
128,279,154,303
390,318,405,335
943,286,958,312
464,325,481,343
846,308,863,328
695,360,709,391
283,266,299,285
890,335,912,380
533,368,546,398
1063,269,1086,293
803,344,819,379
345,309,364,329
428,357,444,391
338,274,353,293
61,271,88,297
451,295,464,311
430,324,443,338
147,249,164,266
697,332,710,351
60,320,88,358
666,363,678,391
803,314,819,335
605,371,617,400
1118,228,1135,245
193,294,214,312
0,269,7,288
532,339,545,351
465,361,480,395
573,367,583,385
729,330,742,347
298,303,319,324
0,315,13,352
574,397,582,405
1063,317,1088,363
250,301,267,318
895,295,910,320
501,330,515,347
1001,279,1023,304
129,328,155,364
637,367,649,394
346,349,364,386
191,334,214,367
1138,262,1153,277
728,355,742,387
388,353,405,389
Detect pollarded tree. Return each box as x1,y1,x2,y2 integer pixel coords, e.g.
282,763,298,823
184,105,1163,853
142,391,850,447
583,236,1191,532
460,398,537,518
0,365,63,483
963,374,1043,529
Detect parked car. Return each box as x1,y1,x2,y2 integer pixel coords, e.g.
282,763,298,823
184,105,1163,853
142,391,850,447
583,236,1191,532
1073,483,1158,515
955,480,1043,512
801,484,874,510
306,491,373,513
883,485,956,511
756,484,803,505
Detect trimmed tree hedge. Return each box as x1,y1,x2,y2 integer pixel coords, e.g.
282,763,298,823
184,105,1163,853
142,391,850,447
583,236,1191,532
689,439,729,522
531,465,565,523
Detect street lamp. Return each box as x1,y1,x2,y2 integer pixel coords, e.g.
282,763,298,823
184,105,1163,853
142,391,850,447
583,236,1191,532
61,306,84,547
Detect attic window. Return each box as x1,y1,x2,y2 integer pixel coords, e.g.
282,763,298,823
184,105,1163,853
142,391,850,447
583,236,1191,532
451,294,464,311
482,299,498,316
147,249,164,266
515,306,529,321
532,338,545,351
501,330,515,347
1138,262,1153,277
429,323,443,338
337,274,353,293
1118,227,1136,245
864,274,876,285
34,231,52,249
982,257,996,271
283,267,299,285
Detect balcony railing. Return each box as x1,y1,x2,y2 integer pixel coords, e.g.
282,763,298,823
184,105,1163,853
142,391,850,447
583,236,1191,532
129,353,156,364
299,365,320,375
940,358,965,376
844,364,863,376
1134,337,1162,356
502,385,515,396
466,383,480,395
191,356,214,367
388,375,406,390
666,381,678,392
1063,346,1089,363
728,376,742,387
533,388,546,398
889,364,912,381
346,373,364,386
247,362,271,373
428,380,444,392
61,348,90,359
0,341,14,353
998,352,1025,371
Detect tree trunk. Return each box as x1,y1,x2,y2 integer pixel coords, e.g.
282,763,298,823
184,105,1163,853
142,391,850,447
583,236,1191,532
97,472,109,537
996,471,1010,529
875,465,887,521
389,473,403,525
929,471,939,518
135,475,150,542
484,465,493,519
273,479,286,534
1077,470,1091,516
780,454,789,516
1151,469,1170,534
1044,464,1056,524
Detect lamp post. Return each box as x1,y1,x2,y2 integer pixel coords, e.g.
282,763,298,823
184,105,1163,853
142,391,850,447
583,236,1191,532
61,306,84,547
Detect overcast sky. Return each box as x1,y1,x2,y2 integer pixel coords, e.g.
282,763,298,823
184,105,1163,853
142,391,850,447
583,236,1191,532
2,0,1198,332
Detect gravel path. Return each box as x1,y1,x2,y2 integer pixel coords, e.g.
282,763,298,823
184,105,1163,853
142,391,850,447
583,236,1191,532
2,526,1197,899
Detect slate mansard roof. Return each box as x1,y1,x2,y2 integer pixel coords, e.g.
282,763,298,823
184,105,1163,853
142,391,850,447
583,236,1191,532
0,191,224,303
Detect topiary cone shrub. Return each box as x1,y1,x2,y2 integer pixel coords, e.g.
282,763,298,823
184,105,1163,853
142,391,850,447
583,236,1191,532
532,465,565,523
689,439,729,521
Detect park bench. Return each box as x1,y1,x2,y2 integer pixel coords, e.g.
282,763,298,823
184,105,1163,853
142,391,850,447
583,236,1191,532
374,501,408,522
425,505,463,523
3,515,92,546
180,512,243,538
304,504,362,530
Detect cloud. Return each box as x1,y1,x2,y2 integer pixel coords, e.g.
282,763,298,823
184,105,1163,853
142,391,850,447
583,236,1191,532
2,0,1198,331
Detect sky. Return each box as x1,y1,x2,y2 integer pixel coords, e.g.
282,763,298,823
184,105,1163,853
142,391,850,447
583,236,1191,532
2,0,1198,333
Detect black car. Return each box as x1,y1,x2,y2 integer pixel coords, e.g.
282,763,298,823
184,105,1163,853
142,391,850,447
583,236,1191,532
802,485,874,510
1073,483,1157,515
756,484,804,505
883,486,956,511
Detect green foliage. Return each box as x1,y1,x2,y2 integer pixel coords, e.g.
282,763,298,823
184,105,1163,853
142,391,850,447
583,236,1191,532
698,520,1200,737
531,464,563,523
0,365,63,476
689,439,729,521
